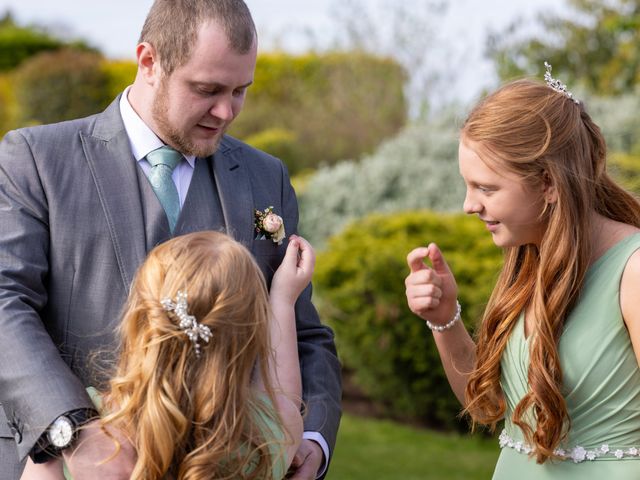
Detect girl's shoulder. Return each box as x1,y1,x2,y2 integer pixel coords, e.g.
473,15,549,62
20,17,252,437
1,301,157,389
621,242,640,282
592,219,640,263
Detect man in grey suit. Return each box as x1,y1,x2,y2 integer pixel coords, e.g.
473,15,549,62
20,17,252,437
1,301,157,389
0,0,341,478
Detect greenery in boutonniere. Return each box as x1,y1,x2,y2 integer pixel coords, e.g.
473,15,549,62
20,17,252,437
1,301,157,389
254,206,285,244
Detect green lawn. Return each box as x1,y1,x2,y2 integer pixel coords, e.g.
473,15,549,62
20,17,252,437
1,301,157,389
327,414,499,479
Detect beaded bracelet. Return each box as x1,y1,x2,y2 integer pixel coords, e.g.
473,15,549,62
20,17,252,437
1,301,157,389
425,300,461,332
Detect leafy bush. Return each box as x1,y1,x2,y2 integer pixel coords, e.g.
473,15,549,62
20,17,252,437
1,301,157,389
0,12,94,72
0,73,17,135
102,59,137,100
583,90,640,156
609,152,640,196
298,111,464,247
13,49,111,125
315,211,502,430
244,127,303,171
230,51,407,173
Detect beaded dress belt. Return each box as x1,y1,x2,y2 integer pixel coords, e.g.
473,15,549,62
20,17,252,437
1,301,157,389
499,430,640,463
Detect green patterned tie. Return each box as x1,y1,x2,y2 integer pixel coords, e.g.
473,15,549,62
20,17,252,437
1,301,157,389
146,146,182,232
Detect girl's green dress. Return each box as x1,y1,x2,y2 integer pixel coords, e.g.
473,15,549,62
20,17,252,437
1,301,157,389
494,234,640,479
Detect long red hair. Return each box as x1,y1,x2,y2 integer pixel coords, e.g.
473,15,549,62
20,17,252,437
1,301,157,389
462,80,640,462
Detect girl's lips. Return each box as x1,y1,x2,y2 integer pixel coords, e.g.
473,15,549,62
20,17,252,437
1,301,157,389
484,220,499,232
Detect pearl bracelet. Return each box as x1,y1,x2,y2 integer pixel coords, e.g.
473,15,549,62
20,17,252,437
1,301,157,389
425,301,462,332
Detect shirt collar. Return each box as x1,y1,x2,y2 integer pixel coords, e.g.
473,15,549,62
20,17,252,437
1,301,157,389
119,86,196,167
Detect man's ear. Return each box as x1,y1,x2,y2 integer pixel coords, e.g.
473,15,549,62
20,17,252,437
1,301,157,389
136,42,161,86
543,171,558,204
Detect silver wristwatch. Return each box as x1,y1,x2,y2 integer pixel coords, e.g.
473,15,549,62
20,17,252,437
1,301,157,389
47,415,76,449
46,407,97,451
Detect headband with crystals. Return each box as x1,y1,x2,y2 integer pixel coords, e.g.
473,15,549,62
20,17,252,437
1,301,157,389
161,290,212,357
543,61,579,104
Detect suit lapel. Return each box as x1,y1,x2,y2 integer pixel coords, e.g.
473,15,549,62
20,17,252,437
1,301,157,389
213,140,254,248
80,97,146,289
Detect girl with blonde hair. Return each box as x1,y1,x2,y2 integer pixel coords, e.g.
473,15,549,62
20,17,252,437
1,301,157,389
22,230,313,479
405,66,640,478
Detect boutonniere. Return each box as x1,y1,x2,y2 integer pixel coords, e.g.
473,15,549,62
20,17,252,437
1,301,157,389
254,206,286,245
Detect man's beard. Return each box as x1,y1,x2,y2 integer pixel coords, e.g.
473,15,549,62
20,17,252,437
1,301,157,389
151,81,224,158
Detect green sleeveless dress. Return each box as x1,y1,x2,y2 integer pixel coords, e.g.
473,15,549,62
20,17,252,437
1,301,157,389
493,234,640,479
64,388,287,479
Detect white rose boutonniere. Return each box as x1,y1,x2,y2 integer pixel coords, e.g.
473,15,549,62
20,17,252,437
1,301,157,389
254,206,286,244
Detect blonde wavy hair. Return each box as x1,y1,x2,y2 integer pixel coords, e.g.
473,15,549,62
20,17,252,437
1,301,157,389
461,80,640,463
99,231,284,479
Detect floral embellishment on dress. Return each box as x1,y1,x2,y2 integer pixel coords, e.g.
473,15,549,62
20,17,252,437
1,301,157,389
498,430,639,463
570,446,586,463
254,206,286,245
498,430,509,448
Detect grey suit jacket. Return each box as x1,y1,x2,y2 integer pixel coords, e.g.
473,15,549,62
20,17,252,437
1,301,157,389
0,97,341,476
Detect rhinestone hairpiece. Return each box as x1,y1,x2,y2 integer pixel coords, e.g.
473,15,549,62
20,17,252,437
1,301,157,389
161,290,212,357
544,61,579,104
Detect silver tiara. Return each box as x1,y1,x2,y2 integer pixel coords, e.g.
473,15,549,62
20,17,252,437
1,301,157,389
161,290,212,357
544,61,579,104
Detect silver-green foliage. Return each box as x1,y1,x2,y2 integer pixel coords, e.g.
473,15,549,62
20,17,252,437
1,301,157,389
583,89,640,155
298,110,465,246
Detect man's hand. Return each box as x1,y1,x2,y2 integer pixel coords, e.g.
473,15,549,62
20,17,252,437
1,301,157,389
62,420,136,480
287,439,324,480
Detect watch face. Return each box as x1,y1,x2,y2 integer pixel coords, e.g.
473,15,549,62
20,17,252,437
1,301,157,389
49,417,74,448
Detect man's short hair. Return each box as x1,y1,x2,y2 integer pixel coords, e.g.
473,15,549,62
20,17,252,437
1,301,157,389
139,0,256,75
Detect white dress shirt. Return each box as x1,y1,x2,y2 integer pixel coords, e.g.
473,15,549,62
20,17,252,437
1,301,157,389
119,86,195,206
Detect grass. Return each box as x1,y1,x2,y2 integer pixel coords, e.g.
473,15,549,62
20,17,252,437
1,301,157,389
327,413,499,479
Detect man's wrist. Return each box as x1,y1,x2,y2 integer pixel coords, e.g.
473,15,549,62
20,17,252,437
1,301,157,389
302,432,329,478
33,408,99,463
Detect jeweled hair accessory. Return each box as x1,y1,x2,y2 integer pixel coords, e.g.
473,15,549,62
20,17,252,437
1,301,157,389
161,290,212,357
544,61,579,104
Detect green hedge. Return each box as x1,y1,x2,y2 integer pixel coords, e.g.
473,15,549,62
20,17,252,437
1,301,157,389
101,59,137,100
0,73,17,134
13,49,111,125
230,51,407,173
244,127,302,171
315,211,502,429
609,152,640,196
0,14,65,71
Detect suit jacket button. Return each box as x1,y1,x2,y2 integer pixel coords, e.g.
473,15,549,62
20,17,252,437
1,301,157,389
9,423,22,443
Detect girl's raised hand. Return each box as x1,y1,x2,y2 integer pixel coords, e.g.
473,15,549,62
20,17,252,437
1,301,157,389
271,235,316,306
405,243,459,326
